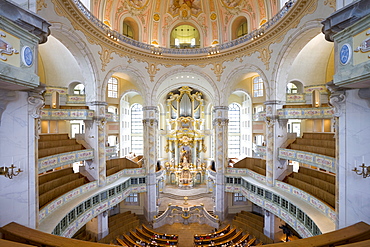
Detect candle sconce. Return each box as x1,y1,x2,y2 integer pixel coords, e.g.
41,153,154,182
0,164,23,179
352,163,370,178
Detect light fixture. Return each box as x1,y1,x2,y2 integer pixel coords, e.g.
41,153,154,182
353,158,370,178
1,162,23,179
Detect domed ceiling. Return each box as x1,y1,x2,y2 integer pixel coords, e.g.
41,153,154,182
92,0,277,47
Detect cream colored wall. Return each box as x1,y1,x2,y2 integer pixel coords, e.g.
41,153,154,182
326,48,335,83
227,193,252,214
39,36,84,87
287,34,334,86
38,53,46,84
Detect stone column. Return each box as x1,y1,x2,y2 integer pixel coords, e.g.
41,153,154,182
0,88,43,228
86,213,109,240
83,102,107,186
212,106,229,221
264,101,288,186
142,106,158,222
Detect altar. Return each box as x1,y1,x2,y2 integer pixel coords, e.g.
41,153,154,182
164,86,207,188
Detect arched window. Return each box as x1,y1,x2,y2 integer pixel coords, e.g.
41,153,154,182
107,77,118,98
131,103,143,155
286,82,298,94
228,103,241,158
73,83,85,95
237,21,248,38
170,24,200,49
253,76,264,97
122,22,133,39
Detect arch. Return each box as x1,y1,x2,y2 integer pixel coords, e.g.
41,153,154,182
222,63,270,101
68,81,85,95
170,24,200,49
166,20,205,48
271,20,330,102
101,65,148,103
231,16,248,40
286,80,303,94
153,67,219,106
121,16,139,41
49,23,100,101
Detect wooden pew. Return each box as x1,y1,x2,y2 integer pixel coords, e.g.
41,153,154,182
141,224,178,240
194,224,230,240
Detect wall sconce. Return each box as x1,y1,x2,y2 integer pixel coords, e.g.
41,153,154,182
352,158,370,178
1,164,23,179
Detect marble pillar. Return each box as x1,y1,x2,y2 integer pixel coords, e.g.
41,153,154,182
213,106,229,221
264,101,287,186
83,102,107,186
86,213,109,240
263,211,281,241
332,89,370,228
142,106,158,221
0,89,43,228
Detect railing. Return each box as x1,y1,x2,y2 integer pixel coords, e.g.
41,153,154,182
72,0,296,55
278,148,335,173
40,108,94,120
277,107,334,119
66,94,86,104
253,111,266,121
38,149,94,173
153,204,219,229
105,112,118,122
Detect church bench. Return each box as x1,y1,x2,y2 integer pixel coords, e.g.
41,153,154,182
39,173,81,195
108,211,133,225
230,233,249,247
286,177,335,208
299,167,335,184
121,235,142,247
194,228,236,245
39,177,86,208
39,133,70,142
109,214,138,232
39,167,74,185
142,224,178,240
116,237,130,246
135,228,178,245
194,224,230,240
98,219,140,244
292,172,335,195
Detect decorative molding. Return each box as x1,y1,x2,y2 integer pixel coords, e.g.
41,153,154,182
324,0,335,9
51,0,318,69
258,46,273,70
37,0,48,11
98,45,113,72
326,81,346,117
211,63,226,81
146,63,160,82
28,85,46,119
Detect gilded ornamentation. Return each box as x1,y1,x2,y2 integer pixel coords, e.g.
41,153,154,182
211,63,225,81
146,63,160,82
98,46,113,72
324,0,336,9
0,31,19,61
36,0,47,11
258,46,273,70
128,0,149,9
153,13,160,21
210,12,217,21
169,0,202,17
221,0,242,8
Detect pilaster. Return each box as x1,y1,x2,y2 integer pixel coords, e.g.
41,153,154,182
212,106,228,221
142,106,159,221
84,101,107,186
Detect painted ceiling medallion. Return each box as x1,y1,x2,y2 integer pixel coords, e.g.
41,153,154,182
221,0,242,8
127,0,149,9
169,0,202,17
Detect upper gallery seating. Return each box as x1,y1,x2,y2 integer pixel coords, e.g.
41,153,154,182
38,167,89,209
106,157,141,176
232,211,274,245
2,221,370,246
232,157,266,175
38,133,85,158
98,211,140,245
288,132,335,157
284,166,335,208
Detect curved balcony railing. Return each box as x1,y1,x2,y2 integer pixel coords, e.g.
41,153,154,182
278,148,335,173
72,0,296,56
153,204,219,229
225,172,336,238
38,149,94,173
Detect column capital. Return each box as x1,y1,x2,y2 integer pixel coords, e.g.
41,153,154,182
327,81,346,117
264,100,283,106
88,101,108,106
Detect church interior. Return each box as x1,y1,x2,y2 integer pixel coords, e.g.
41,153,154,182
1,0,370,246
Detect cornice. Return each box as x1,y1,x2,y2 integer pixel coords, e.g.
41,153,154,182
52,0,318,72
